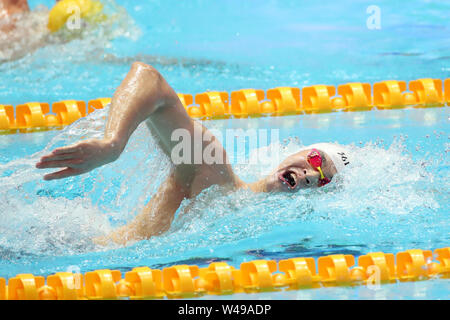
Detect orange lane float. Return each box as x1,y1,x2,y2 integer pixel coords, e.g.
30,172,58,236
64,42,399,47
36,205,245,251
317,254,357,286
302,85,337,113
15,102,52,129
0,104,15,131
46,272,84,300
198,262,241,295
194,91,229,118
120,267,164,300
52,100,87,126
266,87,301,114
0,78,448,133
85,269,122,300
445,79,450,104
409,78,443,107
0,277,5,300
7,274,46,300
338,82,372,112
373,80,411,109
163,265,205,298
357,252,397,283
88,98,111,114
278,257,320,289
240,260,281,292
230,89,266,116
0,246,448,300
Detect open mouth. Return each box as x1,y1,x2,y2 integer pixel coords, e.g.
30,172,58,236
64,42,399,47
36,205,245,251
279,170,298,189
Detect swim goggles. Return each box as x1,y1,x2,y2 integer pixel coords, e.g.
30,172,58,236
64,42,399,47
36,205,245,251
307,149,331,187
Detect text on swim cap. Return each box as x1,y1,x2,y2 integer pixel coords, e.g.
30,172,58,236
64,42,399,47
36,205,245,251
337,152,350,166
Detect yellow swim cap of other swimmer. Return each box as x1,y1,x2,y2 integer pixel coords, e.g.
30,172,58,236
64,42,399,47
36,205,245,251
48,0,104,32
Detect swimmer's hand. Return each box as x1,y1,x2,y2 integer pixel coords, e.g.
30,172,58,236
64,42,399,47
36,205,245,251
36,138,123,180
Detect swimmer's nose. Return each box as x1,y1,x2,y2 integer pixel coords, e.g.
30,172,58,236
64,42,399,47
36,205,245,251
296,169,309,187
299,169,317,187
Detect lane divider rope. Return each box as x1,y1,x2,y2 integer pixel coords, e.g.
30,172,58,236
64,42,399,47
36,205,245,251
0,247,448,300
1,78,449,134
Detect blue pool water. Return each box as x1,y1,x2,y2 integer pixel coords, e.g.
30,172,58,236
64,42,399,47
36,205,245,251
0,0,449,299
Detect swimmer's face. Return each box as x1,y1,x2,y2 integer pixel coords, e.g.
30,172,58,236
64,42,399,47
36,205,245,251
264,149,337,192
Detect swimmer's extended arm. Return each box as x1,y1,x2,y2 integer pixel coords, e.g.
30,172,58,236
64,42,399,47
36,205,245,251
36,62,192,180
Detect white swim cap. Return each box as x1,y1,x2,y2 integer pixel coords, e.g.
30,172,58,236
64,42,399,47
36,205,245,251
309,143,351,172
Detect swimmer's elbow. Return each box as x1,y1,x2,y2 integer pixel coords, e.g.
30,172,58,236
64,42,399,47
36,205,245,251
131,61,162,82
131,61,176,108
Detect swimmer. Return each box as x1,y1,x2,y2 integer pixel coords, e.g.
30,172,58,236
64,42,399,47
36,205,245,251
0,0,63,21
35,62,351,245
0,0,108,62
0,0,57,62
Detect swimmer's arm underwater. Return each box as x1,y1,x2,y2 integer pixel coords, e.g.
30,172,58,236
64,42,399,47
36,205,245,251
94,170,188,245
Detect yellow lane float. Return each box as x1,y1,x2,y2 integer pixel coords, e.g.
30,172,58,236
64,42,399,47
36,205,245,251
0,247,448,300
48,0,104,32
1,78,448,134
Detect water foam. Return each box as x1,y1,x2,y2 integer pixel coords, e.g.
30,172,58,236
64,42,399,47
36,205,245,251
158,136,442,257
